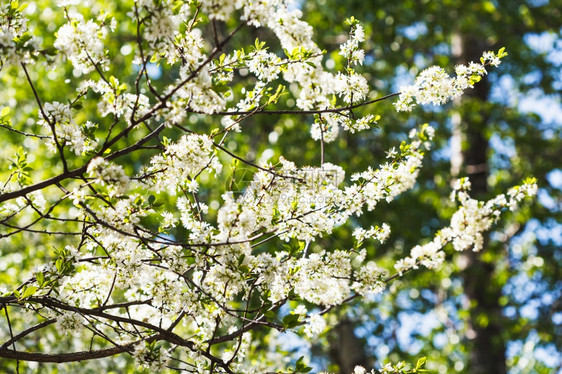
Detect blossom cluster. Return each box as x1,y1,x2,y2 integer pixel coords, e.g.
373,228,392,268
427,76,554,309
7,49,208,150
33,125,445,368
310,113,380,142
353,223,391,244
0,1,37,68
339,18,366,66
394,177,538,275
82,77,151,121
55,310,84,335
86,157,130,196
39,101,98,155
148,133,222,193
133,342,171,372
54,13,110,75
394,49,507,111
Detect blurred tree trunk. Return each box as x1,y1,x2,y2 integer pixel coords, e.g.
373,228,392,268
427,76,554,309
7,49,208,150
329,318,369,374
452,33,507,374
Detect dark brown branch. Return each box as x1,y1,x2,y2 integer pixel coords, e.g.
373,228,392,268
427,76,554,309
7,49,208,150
208,298,287,345
212,140,304,181
0,124,50,139
0,167,86,204
0,344,135,363
0,296,233,372
0,319,56,350
21,63,69,172
212,92,400,116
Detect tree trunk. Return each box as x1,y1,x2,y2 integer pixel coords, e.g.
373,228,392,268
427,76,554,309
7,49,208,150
329,318,369,374
452,33,507,374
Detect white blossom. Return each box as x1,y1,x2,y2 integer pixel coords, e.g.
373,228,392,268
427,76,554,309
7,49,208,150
395,178,538,274
54,18,108,75
39,102,98,155
0,2,37,68
339,23,366,65
55,311,84,335
149,133,222,194
394,51,504,111
87,157,130,196
304,313,326,338
133,342,170,372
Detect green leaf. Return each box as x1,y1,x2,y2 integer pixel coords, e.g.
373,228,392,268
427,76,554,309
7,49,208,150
282,313,300,329
118,83,128,94
238,265,250,273
21,286,37,300
294,356,313,373
18,33,32,44
267,84,286,105
171,0,183,13
415,357,427,370
36,272,44,286
237,254,246,265
345,16,357,26
148,195,156,204
0,107,10,118
213,85,230,93
43,47,58,56
109,76,118,87
498,47,508,58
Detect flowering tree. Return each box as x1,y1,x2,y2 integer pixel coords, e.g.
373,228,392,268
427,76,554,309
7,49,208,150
0,1,537,373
